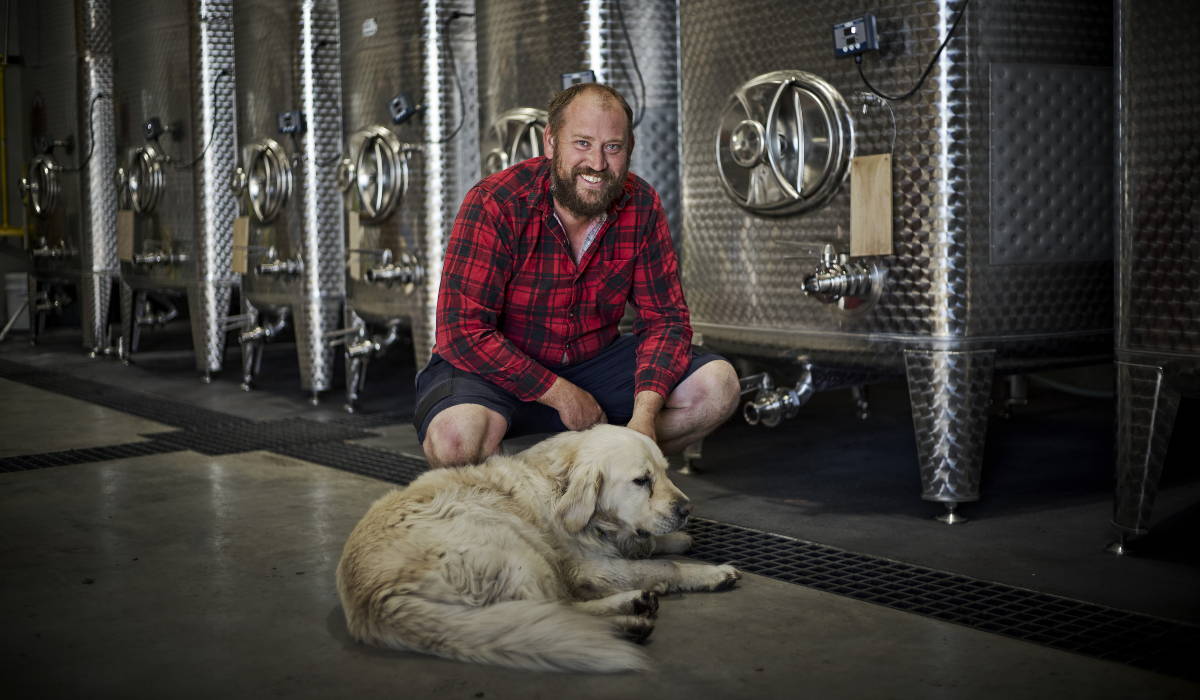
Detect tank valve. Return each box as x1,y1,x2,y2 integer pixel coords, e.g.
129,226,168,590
743,366,815,427
365,251,422,286
255,258,303,275
803,244,873,303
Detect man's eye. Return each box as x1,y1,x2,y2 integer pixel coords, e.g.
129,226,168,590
632,476,651,487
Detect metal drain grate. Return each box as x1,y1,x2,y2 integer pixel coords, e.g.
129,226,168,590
329,410,415,429
275,442,429,486
0,358,243,429
144,418,375,456
683,518,1200,681
0,441,184,472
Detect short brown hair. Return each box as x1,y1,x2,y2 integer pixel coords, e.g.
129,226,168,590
546,83,634,142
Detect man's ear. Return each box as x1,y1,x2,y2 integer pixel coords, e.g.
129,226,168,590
558,465,602,534
543,128,556,159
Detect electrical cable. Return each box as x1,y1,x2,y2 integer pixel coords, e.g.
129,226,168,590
61,93,110,173
157,69,232,170
424,10,474,145
855,0,970,102
612,0,647,128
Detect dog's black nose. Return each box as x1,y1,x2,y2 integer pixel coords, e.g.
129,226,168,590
674,500,693,518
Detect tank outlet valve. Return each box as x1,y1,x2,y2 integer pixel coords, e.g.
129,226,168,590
133,251,188,265
365,251,422,286
744,367,815,427
803,244,873,303
255,258,303,275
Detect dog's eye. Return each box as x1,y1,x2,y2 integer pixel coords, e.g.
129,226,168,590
632,476,651,487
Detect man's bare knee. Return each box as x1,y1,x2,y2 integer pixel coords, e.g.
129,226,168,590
670,360,740,419
423,404,506,468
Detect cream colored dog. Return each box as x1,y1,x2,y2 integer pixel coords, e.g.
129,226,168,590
336,424,741,673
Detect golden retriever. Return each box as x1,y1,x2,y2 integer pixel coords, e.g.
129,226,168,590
336,424,741,672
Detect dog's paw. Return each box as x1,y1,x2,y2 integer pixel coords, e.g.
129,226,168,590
710,564,742,591
613,615,655,644
645,580,670,596
632,590,659,617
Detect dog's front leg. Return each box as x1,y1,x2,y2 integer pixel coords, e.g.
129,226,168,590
573,558,740,598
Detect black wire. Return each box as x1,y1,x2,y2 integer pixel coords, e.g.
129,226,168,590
855,0,970,102
61,93,109,173
160,69,231,170
612,0,646,128
424,10,474,145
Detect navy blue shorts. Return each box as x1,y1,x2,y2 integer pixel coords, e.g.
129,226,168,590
413,333,728,442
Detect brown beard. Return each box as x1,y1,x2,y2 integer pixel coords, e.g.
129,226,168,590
549,148,628,220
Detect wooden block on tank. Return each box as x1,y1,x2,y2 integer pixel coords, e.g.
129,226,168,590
117,210,135,262
231,216,249,274
850,153,893,257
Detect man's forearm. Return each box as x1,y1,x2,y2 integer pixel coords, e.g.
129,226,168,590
627,390,665,441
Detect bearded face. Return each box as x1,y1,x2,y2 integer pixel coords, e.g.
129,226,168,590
550,145,629,220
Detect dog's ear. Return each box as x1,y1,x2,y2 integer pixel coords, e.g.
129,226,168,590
558,466,602,534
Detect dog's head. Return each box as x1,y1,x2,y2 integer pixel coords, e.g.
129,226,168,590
546,425,693,541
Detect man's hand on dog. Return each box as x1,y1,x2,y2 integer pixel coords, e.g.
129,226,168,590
625,391,664,443
538,376,608,431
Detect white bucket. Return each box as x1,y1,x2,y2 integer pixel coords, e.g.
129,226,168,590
4,272,30,331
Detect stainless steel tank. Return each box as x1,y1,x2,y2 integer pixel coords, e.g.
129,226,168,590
332,0,479,411
18,0,117,354
229,0,344,403
680,0,1114,519
1109,0,1200,552
110,0,238,378
475,0,682,250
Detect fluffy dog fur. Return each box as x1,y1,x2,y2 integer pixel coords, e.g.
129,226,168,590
336,424,741,673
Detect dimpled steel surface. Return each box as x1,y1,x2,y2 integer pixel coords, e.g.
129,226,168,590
18,0,118,351
679,0,1113,369
475,0,682,250
1112,0,1200,535
338,0,479,368
988,64,1113,265
233,0,344,392
111,0,237,373
904,349,995,502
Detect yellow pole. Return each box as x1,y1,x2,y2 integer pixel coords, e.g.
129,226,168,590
1,61,26,236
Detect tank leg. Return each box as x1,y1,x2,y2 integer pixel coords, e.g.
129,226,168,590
27,276,40,346
905,349,996,522
851,385,870,419
1109,362,1181,553
344,349,369,413
118,282,136,363
678,440,703,475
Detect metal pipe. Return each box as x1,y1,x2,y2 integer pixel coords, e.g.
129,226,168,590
136,294,178,327
254,258,302,275
743,366,814,427
132,252,189,265
0,297,27,340
0,0,22,236
31,244,70,258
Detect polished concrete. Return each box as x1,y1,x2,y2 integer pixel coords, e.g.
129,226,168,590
0,378,175,457
2,325,1198,697
2,452,1193,699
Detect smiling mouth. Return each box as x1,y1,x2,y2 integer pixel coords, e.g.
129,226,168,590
579,173,604,185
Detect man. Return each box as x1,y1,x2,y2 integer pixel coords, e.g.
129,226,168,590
415,82,740,469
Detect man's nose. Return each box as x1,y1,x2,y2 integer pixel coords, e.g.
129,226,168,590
586,147,605,172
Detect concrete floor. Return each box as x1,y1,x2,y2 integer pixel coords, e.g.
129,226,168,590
2,324,1198,698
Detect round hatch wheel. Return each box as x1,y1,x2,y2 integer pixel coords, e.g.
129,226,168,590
482,107,548,177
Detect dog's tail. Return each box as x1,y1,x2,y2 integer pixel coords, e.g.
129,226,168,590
350,597,649,673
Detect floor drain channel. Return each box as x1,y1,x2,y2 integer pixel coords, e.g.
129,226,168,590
683,518,1200,682
274,442,429,485
0,358,242,429
0,442,184,472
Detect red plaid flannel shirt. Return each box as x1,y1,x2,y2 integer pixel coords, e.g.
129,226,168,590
433,157,692,402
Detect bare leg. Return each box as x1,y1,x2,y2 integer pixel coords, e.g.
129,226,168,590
422,403,508,469
656,360,741,455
